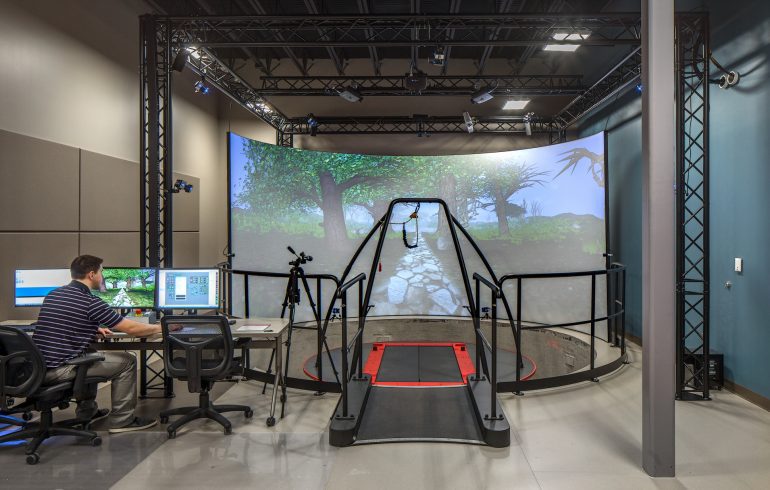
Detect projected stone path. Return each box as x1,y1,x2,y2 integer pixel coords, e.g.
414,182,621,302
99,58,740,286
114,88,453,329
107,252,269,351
111,288,134,307
372,233,463,316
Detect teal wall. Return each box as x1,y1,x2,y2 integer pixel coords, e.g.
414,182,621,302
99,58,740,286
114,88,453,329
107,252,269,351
707,0,770,399
576,0,770,400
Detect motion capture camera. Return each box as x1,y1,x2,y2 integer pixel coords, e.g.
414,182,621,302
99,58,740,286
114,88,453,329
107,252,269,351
463,111,474,134
287,246,313,266
170,179,193,193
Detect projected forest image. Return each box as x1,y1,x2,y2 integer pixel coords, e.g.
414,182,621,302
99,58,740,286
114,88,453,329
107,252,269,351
230,132,606,318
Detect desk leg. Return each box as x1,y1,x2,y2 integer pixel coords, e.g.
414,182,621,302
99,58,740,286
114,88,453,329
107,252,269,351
267,333,283,426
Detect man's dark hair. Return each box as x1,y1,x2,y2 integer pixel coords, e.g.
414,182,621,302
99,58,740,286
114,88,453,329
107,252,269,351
70,255,103,279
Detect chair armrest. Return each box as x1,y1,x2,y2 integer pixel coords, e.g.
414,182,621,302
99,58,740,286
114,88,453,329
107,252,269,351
65,353,106,399
64,353,105,366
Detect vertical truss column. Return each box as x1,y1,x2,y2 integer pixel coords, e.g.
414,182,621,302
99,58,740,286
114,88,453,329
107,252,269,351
276,127,294,147
675,13,710,401
140,15,174,398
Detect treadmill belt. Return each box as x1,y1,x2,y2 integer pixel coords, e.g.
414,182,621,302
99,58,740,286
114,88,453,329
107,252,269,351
375,345,463,383
356,386,484,443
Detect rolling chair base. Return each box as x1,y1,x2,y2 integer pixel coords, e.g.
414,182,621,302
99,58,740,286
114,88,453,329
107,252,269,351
0,409,101,464
159,392,252,438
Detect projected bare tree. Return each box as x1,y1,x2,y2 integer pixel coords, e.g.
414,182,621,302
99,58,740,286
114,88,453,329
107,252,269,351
554,148,605,187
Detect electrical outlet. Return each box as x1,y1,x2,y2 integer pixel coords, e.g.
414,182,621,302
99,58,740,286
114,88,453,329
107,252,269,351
734,258,743,273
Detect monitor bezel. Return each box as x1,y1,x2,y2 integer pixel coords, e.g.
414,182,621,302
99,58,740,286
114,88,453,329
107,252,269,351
156,267,221,310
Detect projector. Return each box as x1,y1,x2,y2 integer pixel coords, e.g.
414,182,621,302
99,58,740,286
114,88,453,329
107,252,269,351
462,111,474,133
470,85,494,104
404,71,428,93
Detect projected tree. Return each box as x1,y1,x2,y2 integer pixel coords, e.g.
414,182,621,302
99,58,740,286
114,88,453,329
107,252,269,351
554,148,605,187
478,161,547,236
237,141,411,244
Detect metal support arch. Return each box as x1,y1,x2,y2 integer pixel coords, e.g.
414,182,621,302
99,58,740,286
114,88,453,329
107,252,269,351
675,13,710,401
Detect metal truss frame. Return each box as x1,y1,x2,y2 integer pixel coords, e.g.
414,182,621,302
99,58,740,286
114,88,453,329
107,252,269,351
260,74,584,96
281,115,559,135
165,13,641,48
675,13,710,401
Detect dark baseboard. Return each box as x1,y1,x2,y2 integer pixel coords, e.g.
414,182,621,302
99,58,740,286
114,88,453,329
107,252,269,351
723,379,770,412
626,333,642,347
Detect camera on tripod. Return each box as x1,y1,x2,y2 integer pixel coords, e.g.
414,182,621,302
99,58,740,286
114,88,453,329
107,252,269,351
287,246,313,267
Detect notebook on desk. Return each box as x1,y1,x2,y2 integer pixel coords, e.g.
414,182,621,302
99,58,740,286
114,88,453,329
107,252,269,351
237,324,273,333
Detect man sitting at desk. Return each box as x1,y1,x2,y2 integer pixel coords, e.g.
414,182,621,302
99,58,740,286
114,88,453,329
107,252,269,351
33,255,163,433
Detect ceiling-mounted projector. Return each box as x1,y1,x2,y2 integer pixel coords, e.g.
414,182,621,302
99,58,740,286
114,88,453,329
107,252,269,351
470,85,495,104
404,70,428,93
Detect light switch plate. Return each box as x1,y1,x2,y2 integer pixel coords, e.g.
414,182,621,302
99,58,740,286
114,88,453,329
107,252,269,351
735,257,743,273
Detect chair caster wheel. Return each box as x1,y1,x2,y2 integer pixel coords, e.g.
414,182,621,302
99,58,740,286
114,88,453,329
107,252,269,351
266,417,276,427
224,426,232,435
58,402,70,410
167,429,176,439
26,452,40,465
244,409,253,419
160,416,169,424
91,436,102,447
280,394,286,403
22,412,33,421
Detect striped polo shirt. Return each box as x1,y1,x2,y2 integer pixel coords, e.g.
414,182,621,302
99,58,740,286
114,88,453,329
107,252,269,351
33,280,123,368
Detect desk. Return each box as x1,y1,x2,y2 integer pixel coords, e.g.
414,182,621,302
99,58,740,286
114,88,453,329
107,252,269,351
1,317,289,427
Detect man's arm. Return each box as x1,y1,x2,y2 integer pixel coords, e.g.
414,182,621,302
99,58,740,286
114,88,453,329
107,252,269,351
111,318,161,337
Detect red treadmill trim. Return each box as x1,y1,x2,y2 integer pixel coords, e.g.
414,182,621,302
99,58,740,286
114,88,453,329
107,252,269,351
363,342,475,387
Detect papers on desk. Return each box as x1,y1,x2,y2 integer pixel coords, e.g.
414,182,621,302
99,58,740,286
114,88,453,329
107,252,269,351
237,324,273,333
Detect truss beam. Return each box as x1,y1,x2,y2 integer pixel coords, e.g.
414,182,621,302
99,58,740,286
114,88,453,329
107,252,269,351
282,116,557,135
260,74,584,96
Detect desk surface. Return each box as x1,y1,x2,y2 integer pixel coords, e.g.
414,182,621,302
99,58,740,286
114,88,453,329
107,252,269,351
1,317,289,340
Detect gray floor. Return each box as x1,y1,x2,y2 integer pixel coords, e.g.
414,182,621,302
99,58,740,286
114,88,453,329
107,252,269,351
2,342,770,489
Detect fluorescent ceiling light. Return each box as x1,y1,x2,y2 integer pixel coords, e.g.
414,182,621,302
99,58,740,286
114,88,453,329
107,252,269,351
544,33,589,52
503,99,530,110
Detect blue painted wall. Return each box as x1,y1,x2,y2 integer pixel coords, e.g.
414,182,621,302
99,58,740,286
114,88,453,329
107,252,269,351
707,0,770,399
576,0,770,400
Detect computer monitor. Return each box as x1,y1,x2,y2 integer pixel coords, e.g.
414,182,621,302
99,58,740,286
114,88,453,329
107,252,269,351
93,267,157,309
14,269,72,307
156,268,220,310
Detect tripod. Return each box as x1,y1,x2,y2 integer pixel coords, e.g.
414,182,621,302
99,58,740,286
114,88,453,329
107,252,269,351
263,247,340,417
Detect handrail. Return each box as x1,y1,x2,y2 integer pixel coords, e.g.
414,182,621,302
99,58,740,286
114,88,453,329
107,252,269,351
495,263,627,389
335,273,366,298
473,272,501,418
472,272,501,296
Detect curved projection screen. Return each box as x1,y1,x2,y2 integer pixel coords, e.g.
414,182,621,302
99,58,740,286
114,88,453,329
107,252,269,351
229,132,606,325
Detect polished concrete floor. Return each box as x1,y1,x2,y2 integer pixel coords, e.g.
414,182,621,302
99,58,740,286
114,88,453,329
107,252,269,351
2,342,770,489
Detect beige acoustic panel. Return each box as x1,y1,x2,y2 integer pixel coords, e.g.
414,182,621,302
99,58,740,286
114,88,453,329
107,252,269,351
79,232,141,267
0,232,79,321
80,150,139,231
171,172,199,232
172,232,199,267
0,130,79,231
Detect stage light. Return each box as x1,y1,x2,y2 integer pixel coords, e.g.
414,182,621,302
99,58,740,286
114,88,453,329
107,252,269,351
462,111,474,133
503,99,530,110
193,77,210,95
544,32,590,52
524,112,535,136
430,46,446,66
635,83,643,93
337,86,362,103
471,85,495,104
171,50,187,72
307,113,319,136
171,179,193,193
404,70,428,93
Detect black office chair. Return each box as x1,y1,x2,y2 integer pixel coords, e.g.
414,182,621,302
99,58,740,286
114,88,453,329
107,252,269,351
0,326,104,464
159,315,252,438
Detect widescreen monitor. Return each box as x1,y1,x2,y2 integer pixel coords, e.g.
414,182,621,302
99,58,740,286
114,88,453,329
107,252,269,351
93,267,157,309
14,269,72,306
157,268,220,310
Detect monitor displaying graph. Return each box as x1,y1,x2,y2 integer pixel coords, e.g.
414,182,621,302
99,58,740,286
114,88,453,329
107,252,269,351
93,267,157,309
157,269,220,309
14,269,72,306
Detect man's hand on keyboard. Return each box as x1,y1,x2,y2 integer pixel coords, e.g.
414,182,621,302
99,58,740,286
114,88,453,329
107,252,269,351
168,324,184,332
97,327,113,338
